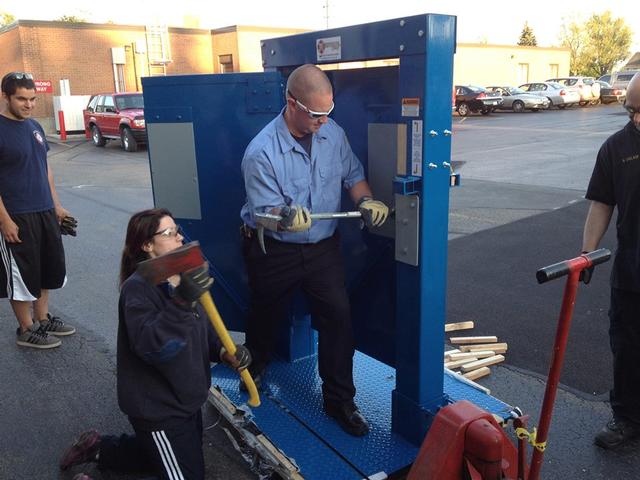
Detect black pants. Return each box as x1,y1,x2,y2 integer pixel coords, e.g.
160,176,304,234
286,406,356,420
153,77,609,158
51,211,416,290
243,232,356,408
609,288,640,424
98,410,204,480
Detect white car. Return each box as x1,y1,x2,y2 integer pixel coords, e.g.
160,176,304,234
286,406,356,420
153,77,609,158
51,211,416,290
546,77,600,106
518,82,581,109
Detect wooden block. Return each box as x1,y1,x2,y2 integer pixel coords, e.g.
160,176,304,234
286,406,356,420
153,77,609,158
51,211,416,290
444,349,461,360
461,355,505,373
450,336,498,345
449,350,495,361
463,366,491,380
445,357,478,369
445,321,475,332
460,343,508,354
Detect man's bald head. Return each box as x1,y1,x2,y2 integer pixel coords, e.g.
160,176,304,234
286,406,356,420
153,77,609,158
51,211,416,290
626,72,640,105
286,64,333,104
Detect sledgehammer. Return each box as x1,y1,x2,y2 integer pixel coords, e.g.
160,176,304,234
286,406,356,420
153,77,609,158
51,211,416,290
137,241,261,407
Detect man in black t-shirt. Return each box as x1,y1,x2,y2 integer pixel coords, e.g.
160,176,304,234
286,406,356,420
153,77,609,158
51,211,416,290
582,72,640,449
0,72,76,349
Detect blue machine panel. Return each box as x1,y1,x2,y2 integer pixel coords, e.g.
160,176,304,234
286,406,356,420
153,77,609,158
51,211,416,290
142,72,285,332
212,353,512,479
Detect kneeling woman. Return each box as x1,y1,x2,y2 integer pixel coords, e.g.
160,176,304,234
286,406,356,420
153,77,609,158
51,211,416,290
60,208,250,480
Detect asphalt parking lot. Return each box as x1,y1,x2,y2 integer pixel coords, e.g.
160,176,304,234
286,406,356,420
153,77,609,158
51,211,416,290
1,103,638,479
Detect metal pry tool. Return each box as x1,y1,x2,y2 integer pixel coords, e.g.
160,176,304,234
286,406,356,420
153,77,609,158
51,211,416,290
254,210,362,254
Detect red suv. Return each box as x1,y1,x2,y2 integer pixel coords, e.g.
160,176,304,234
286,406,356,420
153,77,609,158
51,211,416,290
83,93,146,152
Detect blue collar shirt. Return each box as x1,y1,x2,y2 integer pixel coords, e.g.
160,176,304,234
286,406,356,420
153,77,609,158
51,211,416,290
240,111,365,243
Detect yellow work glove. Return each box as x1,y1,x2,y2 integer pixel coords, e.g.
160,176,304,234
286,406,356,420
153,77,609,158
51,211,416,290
358,197,389,228
279,205,312,232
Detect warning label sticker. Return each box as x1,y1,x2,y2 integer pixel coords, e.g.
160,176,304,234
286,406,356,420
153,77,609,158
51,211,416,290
316,36,342,62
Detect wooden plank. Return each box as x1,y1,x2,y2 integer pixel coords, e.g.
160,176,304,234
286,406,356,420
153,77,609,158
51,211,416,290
444,357,478,369
445,321,475,332
463,366,491,380
449,350,495,361
461,355,505,373
460,343,508,354
444,349,461,360
450,336,498,345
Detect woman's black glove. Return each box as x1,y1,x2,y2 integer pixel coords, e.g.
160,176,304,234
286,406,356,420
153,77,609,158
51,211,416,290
174,264,213,307
220,345,252,371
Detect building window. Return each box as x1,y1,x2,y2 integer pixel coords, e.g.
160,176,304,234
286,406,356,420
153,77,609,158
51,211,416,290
219,54,234,73
517,63,529,84
549,64,559,78
114,64,126,93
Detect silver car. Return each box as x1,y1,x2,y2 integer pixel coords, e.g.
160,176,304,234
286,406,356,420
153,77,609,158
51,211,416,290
518,82,581,109
486,86,550,112
546,76,600,106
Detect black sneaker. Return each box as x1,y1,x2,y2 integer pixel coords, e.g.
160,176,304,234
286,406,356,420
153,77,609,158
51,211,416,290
594,417,640,449
40,313,76,336
16,323,61,349
324,402,370,437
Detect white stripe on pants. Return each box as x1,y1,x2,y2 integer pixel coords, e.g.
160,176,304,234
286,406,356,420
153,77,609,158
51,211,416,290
151,430,185,480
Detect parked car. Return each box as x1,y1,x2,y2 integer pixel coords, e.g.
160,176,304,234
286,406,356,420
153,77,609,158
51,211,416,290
598,74,612,84
546,76,600,106
454,85,503,116
610,70,640,91
597,81,626,105
485,86,549,112
83,93,146,152
518,82,580,109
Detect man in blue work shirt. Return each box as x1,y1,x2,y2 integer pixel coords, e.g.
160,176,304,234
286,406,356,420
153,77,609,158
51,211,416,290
240,64,388,436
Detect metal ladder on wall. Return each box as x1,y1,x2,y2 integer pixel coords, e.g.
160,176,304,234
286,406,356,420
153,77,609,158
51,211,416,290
145,25,171,76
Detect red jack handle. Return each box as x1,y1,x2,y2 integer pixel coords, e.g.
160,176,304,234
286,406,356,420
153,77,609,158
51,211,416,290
527,248,610,480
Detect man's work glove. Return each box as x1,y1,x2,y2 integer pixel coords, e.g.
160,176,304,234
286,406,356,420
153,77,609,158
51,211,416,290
220,344,252,371
279,205,312,232
579,251,594,284
60,215,78,236
174,264,213,307
358,197,389,228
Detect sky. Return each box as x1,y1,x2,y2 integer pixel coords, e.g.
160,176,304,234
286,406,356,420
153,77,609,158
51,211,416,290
3,0,639,52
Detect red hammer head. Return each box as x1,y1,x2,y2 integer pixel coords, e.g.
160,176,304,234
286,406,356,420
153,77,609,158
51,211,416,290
136,241,205,285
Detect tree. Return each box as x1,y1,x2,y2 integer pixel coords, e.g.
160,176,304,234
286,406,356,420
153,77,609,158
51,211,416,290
583,11,632,77
518,22,537,46
559,11,632,76
56,15,87,23
1,12,16,27
559,17,587,75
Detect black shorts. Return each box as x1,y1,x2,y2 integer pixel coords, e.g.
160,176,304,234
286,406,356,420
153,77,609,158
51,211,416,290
0,209,66,300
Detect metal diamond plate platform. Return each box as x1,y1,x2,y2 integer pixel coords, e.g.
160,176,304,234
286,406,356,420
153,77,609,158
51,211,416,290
211,352,514,479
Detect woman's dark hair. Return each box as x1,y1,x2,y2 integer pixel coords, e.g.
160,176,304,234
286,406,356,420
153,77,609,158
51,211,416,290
119,207,172,286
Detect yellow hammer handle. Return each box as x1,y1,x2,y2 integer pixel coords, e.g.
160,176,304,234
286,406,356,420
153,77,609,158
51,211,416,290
199,291,261,407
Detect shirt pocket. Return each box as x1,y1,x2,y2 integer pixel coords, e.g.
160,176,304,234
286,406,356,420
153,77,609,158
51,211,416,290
319,163,343,203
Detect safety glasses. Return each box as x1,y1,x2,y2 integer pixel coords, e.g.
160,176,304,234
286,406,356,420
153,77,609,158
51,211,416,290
7,72,33,81
624,105,640,116
153,225,183,239
288,91,334,119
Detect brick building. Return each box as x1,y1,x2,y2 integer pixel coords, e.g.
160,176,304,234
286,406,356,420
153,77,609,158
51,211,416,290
0,20,306,131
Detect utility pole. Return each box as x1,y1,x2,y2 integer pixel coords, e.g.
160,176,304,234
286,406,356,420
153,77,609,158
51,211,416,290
323,0,329,29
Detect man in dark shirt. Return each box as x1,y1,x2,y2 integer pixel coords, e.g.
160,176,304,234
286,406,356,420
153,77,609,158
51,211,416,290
582,72,640,449
0,72,76,349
